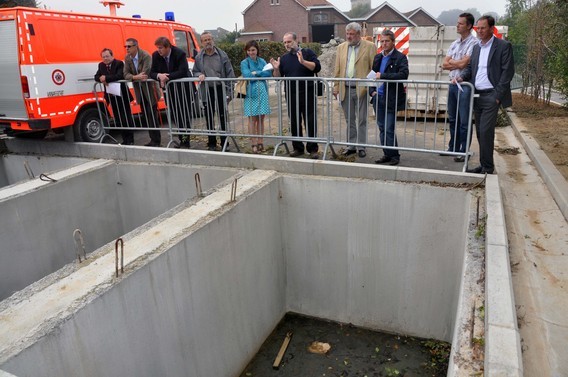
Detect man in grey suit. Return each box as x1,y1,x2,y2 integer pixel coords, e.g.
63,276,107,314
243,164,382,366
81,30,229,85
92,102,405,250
123,38,161,146
458,15,514,174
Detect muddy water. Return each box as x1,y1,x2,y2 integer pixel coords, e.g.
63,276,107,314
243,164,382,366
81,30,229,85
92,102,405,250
240,313,449,377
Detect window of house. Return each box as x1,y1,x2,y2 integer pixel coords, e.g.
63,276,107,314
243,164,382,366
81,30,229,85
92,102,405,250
270,0,280,5
313,14,329,23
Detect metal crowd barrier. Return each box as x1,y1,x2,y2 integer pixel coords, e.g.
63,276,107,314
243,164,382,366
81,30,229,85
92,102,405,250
163,77,333,155
93,80,166,143
324,78,475,168
94,77,474,170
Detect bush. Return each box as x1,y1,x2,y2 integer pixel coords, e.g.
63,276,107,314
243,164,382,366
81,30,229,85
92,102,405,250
218,41,322,77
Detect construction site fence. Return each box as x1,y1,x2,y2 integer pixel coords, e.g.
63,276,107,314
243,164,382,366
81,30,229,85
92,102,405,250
93,77,475,167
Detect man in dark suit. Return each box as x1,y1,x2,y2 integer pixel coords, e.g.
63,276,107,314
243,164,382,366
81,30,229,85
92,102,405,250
95,48,134,144
458,15,515,174
150,36,192,148
123,38,161,147
370,29,409,166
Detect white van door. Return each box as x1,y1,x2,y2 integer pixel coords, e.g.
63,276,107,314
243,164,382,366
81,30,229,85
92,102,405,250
0,19,28,121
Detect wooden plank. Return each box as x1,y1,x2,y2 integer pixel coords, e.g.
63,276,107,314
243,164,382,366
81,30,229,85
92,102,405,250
272,331,293,370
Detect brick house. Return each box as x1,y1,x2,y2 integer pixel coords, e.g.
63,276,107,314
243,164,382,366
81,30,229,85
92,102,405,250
239,0,441,43
403,7,441,27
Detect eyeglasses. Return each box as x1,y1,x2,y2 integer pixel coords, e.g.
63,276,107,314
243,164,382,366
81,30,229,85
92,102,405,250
125,45,136,49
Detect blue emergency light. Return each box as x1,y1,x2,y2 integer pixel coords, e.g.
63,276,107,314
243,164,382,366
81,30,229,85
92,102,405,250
165,12,175,21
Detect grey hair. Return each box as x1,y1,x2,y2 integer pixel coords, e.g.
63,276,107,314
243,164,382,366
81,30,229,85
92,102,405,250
345,22,362,33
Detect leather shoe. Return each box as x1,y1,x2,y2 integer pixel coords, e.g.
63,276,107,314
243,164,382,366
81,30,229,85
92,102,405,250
466,166,483,174
454,156,465,162
144,141,160,147
309,152,319,159
375,156,400,165
175,140,190,149
358,150,366,158
289,149,304,157
342,149,356,156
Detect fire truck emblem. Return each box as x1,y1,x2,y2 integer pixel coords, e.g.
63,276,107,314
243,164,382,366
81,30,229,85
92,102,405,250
52,69,65,85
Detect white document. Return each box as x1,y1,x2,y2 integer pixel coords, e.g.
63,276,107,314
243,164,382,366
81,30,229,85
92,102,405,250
366,70,376,80
107,82,122,96
456,80,464,92
262,63,274,71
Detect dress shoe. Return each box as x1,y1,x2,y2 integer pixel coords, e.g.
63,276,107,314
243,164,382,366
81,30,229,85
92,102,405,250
358,150,367,158
144,141,160,147
309,152,319,159
122,141,134,145
289,149,304,157
454,156,465,162
466,166,483,174
375,156,399,165
342,149,356,156
207,145,217,151
468,166,494,174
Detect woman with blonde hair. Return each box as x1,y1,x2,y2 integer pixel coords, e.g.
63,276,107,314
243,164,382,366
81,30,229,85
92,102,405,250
240,40,271,153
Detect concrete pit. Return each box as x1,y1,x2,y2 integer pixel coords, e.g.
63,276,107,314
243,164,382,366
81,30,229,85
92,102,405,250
0,140,521,376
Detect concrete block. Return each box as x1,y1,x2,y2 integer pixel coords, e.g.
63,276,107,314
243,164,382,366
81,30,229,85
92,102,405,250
485,245,517,329
485,325,523,377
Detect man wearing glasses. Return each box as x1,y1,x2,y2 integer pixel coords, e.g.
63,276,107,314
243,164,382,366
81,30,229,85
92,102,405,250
123,38,161,147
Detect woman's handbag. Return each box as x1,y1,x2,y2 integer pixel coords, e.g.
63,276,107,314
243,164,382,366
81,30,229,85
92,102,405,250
235,77,247,98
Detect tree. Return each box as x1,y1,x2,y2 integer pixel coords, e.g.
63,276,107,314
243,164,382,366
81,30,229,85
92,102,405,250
437,8,482,25
217,30,241,45
0,0,38,7
347,3,371,18
503,0,568,104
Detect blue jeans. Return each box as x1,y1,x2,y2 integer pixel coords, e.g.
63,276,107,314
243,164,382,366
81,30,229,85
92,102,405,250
447,84,472,153
376,95,400,159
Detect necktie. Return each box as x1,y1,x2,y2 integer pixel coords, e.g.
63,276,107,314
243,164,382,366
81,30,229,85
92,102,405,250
347,47,356,78
106,64,111,72
165,56,169,68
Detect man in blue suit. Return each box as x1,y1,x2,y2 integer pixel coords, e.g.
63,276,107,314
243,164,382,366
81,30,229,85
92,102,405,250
458,15,515,174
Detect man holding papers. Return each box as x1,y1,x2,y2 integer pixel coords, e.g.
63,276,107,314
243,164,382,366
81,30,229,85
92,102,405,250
333,22,376,158
442,13,477,161
95,48,134,144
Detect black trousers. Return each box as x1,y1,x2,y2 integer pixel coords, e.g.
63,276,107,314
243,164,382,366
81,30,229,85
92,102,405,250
473,91,500,172
286,88,318,153
203,85,228,148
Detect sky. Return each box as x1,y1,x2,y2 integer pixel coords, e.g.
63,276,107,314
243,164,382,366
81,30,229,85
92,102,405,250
39,0,508,33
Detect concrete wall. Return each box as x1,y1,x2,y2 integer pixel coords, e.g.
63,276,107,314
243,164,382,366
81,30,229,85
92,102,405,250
281,176,468,341
1,180,285,377
0,155,88,188
0,161,238,301
1,173,470,376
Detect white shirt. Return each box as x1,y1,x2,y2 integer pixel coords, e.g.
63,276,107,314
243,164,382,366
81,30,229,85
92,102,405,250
475,36,495,90
447,33,477,80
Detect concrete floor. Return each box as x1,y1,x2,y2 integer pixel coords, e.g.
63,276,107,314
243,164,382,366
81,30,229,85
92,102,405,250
239,313,449,377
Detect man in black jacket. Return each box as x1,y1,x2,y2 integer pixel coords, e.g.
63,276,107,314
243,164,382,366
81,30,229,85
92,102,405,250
95,48,134,144
370,29,409,166
458,15,514,174
270,32,322,159
150,36,192,148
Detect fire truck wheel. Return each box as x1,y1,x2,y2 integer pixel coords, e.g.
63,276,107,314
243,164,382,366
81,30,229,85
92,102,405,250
76,108,106,142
